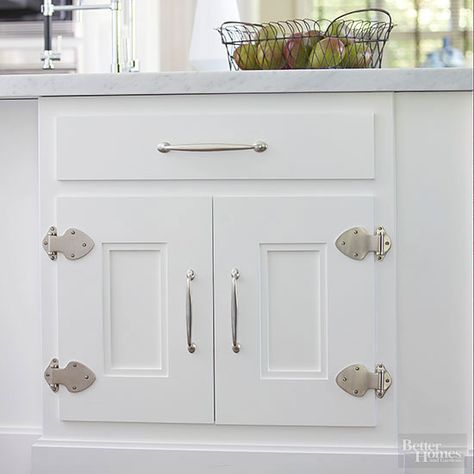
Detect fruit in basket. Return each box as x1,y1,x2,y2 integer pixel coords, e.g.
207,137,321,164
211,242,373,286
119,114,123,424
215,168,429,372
256,39,285,69
325,20,353,42
308,37,345,68
257,24,280,41
283,34,311,69
304,29,324,48
340,42,372,68
233,44,260,70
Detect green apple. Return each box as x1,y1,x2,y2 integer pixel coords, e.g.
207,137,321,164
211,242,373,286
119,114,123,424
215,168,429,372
256,39,285,69
256,24,279,41
325,20,355,45
308,37,345,68
340,42,372,68
233,44,260,70
283,34,311,69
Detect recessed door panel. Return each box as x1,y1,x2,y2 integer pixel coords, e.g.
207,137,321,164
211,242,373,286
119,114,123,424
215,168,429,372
56,196,213,423
214,196,377,426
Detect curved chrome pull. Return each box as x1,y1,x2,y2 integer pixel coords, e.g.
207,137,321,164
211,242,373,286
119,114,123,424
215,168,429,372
231,268,240,353
186,269,196,353
157,141,267,154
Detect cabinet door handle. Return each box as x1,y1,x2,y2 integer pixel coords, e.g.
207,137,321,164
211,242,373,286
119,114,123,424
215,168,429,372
186,269,196,353
231,268,240,353
157,141,267,154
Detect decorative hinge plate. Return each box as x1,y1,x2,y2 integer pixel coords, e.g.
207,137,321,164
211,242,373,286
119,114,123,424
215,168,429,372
44,358,96,393
336,363,392,399
335,226,392,261
42,226,94,261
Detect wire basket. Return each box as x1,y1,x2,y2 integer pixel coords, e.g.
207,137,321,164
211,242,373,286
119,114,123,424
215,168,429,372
218,9,394,71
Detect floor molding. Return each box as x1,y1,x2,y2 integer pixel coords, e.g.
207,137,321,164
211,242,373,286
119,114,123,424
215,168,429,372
32,440,401,474
0,427,41,474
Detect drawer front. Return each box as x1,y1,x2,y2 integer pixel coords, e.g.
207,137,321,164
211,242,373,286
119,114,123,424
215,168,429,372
43,93,392,181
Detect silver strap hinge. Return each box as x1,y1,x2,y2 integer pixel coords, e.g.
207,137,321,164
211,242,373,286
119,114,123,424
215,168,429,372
336,363,392,399
44,358,96,393
42,226,94,261
335,226,392,261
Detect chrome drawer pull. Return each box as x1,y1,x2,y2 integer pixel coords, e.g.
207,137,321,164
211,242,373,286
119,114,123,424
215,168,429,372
157,141,267,153
231,268,240,353
186,269,196,353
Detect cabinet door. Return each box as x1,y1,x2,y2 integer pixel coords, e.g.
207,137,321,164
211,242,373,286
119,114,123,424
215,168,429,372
214,196,379,426
54,197,213,423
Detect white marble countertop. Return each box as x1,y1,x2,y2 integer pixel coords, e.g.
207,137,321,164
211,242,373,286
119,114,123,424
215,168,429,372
0,68,472,98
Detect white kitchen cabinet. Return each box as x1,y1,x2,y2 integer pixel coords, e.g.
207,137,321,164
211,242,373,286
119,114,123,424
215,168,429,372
214,196,381,426
54,196,214,423
39,92,395,431
20,84,469,474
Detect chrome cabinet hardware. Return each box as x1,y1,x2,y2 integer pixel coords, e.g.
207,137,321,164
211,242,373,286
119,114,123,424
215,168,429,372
42,226,94,261
186,269,197,353
157,141,268,154
335,226,392,261
44,358,96,393
231,268,241,353
336,363,392,399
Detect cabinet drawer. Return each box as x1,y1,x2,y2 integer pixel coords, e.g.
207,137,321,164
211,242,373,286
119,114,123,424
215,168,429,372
42,94,392,181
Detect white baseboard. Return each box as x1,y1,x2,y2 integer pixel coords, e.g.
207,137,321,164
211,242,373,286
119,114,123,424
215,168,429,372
32,440,401,474
0,427,41,474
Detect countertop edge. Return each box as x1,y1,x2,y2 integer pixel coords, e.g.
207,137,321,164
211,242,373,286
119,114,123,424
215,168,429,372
0,68,472,99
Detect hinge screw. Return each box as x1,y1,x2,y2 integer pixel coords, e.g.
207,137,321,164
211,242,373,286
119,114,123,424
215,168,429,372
70,230,75,235
353,229,358,235
70,254,75,258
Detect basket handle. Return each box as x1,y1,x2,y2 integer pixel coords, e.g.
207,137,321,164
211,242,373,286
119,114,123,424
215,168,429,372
328,8,393,28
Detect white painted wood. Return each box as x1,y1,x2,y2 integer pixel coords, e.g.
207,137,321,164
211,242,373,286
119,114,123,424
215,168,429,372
37,92,396,448
395,92,473,442
214,196,379,426
31,441,401,474
48,94,381,180
55,196,214,423
0,100,42,432
0,428,40,474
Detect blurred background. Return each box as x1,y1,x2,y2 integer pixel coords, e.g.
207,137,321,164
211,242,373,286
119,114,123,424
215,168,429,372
0,0,472,73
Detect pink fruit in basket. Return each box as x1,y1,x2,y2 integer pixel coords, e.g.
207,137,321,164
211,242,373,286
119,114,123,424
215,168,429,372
308,37,345,68
256,39,285,69
284,35,310,69
233,44,260,70
340,42,372,68
302,30,324,48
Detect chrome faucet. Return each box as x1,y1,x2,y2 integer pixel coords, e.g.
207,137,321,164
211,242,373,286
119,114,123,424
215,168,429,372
41,0,138,73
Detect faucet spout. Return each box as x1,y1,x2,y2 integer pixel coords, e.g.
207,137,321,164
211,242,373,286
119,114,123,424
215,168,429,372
41,0,132,73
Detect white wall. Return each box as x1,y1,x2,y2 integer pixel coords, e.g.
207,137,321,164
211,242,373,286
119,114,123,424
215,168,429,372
0,100,42,473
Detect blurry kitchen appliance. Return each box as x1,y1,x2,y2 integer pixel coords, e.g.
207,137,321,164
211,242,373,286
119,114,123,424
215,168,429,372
0,0,74,73
41,0,138,72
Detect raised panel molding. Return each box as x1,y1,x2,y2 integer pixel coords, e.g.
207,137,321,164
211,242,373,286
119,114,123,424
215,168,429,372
103,243,168,376
260,243,328,380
